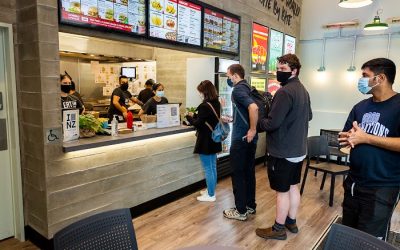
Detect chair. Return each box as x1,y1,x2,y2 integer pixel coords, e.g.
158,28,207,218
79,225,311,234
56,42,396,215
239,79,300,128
300,135,349,206
54,208,138,250
320,129,349,166
324,223,398,250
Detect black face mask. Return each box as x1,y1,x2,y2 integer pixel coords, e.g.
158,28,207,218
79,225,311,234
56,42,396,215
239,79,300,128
120,83,129,91
61,85,71,93
276,71,293,85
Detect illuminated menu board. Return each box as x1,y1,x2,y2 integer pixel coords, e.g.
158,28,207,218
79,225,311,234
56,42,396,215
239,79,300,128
251,23,269,73
203,8,240,54
60,0,147,35
284,34,296,54
149,0,201,46
268,29,284,74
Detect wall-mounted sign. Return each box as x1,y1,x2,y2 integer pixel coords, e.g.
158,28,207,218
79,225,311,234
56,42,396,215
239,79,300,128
149,0,201,46
284,34,296,54
268,29,284,74
250,77,267,92
251,23,269,73
203,8,240,54
60,0,147,35
258,0,301,27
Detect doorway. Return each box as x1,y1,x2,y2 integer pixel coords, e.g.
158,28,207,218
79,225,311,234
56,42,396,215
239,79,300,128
0,23,24,241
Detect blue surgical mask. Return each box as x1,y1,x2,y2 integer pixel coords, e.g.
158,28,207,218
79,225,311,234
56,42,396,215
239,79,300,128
156,90,164,97
357,76,379,95
227,78,234,88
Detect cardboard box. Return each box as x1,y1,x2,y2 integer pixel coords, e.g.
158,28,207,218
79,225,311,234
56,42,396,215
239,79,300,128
141,115,157,123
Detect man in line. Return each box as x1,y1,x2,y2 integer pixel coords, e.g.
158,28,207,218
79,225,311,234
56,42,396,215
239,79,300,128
108,75,143,122
223,64,259,221
339,58,400,241
257,54,312,240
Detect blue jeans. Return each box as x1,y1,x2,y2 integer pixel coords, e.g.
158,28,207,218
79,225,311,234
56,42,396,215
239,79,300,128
199,154,217,197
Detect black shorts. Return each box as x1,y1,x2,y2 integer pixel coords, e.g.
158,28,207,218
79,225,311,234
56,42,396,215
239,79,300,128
267,155,303,192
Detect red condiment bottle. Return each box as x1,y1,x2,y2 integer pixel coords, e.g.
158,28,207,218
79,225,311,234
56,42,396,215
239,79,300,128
126,111,133,129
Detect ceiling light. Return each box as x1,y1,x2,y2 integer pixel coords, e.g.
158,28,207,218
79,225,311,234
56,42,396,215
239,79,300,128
338,0,373,8
364,10,389,31
347,66,356,71
317,66,326,72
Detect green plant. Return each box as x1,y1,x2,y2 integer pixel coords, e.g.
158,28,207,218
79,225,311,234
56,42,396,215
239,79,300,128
79,114,104,133
186,107,197,113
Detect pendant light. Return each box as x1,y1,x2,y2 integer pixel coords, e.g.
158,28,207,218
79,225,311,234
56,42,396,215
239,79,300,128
317,38,326,72
364,9,388,31
338,0,373,8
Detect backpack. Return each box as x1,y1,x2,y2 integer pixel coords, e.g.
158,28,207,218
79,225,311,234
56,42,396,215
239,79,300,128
204,102,230,143
235,84,273,133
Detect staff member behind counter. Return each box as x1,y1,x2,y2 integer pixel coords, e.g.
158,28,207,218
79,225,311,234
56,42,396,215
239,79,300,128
138,83,168,116
138,79,155,104
108,75,143,122
60,74,84,114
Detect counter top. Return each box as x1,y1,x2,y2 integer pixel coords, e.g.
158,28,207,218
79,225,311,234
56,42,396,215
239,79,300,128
63,125,195,153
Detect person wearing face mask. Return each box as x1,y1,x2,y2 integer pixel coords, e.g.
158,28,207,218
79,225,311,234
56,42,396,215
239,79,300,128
108,75,143,123
256,54,312,241
60,74,84,114
222,64,259,221
338,58,400,241
186,80,222,202
138,83,168,116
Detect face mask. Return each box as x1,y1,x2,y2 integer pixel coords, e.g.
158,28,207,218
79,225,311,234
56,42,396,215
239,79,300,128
156,90,164,97
227,78,234,88
276,71,292,85
199,93,204,100
61,84,71,93
358,76,379,95
120,83,129,91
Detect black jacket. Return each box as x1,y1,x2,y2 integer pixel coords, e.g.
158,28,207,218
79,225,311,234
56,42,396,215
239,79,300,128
186,99,222,154
260,76,312,158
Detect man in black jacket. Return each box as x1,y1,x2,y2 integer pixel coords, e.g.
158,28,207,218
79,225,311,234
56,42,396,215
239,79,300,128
256,54,312,240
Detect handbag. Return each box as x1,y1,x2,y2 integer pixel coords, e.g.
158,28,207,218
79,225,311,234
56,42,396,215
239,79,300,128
204,102,230,143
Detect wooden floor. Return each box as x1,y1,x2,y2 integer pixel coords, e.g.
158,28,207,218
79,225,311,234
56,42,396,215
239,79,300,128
2,163,400,250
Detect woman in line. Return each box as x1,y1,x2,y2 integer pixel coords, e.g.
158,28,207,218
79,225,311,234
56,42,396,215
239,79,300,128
186,80,222,202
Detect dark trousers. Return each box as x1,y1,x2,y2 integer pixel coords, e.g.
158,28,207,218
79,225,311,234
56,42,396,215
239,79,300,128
342,177,400,240
230,140,257,214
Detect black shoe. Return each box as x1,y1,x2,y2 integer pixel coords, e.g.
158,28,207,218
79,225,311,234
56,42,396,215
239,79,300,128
285,223,299,233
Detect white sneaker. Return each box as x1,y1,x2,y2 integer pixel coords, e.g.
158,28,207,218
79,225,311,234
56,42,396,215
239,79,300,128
197,193,216,202
199,189,207,195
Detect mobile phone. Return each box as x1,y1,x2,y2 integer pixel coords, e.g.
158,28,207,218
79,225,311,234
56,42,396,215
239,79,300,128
242,135,247,141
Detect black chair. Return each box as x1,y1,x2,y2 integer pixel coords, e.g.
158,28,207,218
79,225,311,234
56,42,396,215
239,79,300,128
300,135,349,206
320,129,349,166
324,223,398,250
54,208,138,250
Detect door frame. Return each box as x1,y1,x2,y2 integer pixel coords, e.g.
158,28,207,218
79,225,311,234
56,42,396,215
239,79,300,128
0,22,25,241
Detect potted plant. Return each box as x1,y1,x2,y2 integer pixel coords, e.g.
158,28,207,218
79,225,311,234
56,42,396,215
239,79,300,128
79,114,104,138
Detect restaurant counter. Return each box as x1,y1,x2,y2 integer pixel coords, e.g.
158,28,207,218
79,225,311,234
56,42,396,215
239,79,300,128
63,125,195,152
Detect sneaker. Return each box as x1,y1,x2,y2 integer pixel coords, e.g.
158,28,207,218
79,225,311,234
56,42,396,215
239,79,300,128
255,227,287,240
285,223,299,233
197,193,216,202
223,208,247,221
246,206,256,215
199,189,207,195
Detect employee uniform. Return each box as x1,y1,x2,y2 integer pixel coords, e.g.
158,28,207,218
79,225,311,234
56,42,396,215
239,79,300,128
142,97,168,115
61,95,84,114
138,88,154,105
107,86,132,122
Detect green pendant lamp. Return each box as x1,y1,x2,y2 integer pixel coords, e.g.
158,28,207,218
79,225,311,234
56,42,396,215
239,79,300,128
339,0,373,8
364,10,389,31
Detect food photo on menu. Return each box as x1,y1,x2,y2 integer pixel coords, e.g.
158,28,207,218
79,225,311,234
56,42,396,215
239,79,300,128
149,0,178,41
114,2,129,24
81,0,99,17
98,0,114,21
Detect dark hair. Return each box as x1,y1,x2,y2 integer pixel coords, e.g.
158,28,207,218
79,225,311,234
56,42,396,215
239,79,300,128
277,54,302,75
361,58,396,84
152,83,164,92
145,79,155,86
197,80,218,101
70,81,76,91
227,64,245,79
60,74,71,82
119,75,128,82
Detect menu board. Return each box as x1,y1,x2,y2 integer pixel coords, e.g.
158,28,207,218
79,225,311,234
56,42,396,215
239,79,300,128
268,29,284,74
284,34,296,55
60,0,146,35
250,77,267,92
149,0,201,46
203,8,240,54
251,23,269,73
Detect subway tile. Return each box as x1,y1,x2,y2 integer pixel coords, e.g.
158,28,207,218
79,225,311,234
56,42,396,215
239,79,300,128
17,4,37,25
20,92,42,109
16,23,39,43
40,59,60,78
19,76,42,93
38,42,59,61
19,59,41,77
21,107,43,126
37,5,58,26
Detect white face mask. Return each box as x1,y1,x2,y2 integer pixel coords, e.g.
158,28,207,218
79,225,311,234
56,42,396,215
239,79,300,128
357,76,379,95
199,93,204,100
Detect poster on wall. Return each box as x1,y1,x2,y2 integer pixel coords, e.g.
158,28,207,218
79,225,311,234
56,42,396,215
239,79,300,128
284,34,296,55
250,77,267,92
268,29,284,75
251,23,269,73
203,8,240,54
149,0,201,46
60,0,147,35
268,78,281,96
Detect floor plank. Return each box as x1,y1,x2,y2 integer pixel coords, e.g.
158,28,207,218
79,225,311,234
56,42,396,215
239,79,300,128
2,163,400,250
